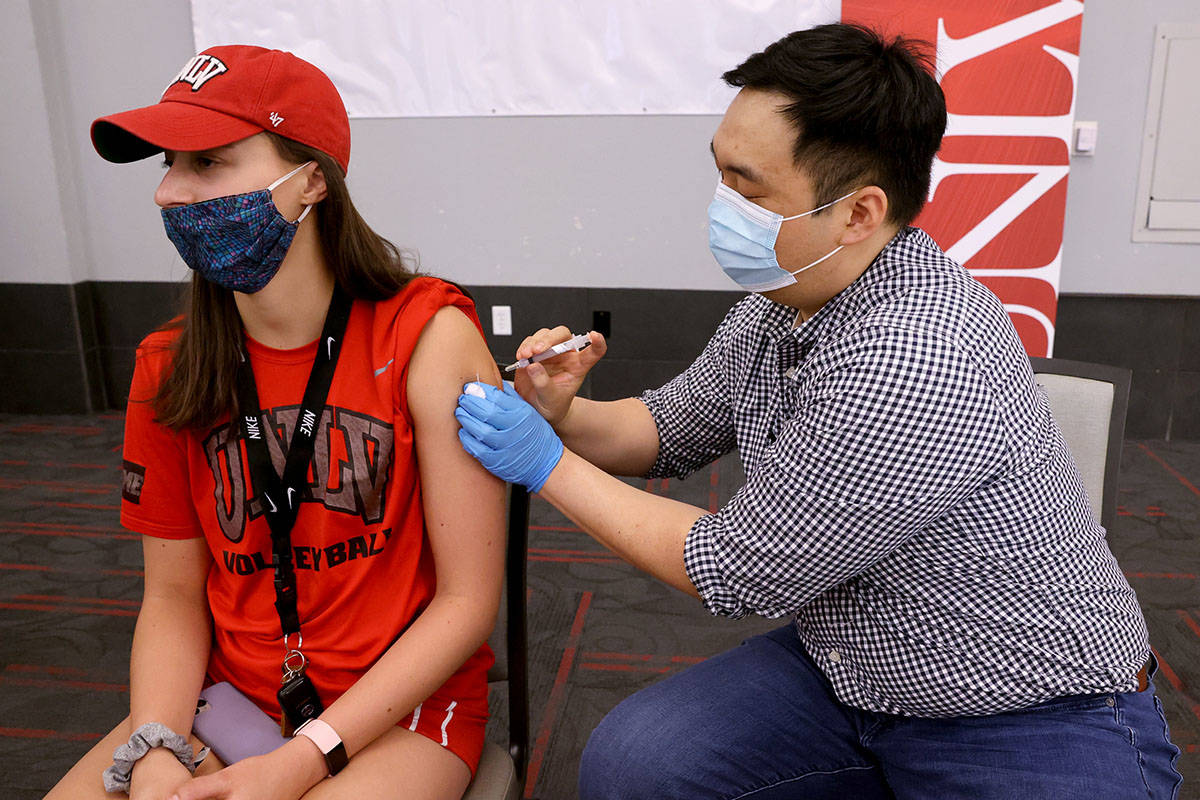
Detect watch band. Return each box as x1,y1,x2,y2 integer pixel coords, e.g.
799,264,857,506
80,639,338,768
293,718,348,776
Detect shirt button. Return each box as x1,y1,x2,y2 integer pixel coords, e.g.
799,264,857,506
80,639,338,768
828,650,842,663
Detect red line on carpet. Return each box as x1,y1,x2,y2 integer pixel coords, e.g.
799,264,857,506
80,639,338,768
15,594,139,608
31,501,120,511
1124,572,1196,580
0,521,123,533
1151,648,1184,694
0,424,103,436
1137,443,1200,499
0,522,136,541
1,460,116,470
525,591,593,799
0,726,103,741
0,601,137,617
0,562,142,577
580,662,671,674
579,652,705,665
529,524,585,533
528,554,623,565
0,478,113,495
0,675,128,692
1179,610,1200,641
531,547,617,558
6,664,87,677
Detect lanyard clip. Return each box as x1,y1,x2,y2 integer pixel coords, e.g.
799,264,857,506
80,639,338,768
282,632,307,682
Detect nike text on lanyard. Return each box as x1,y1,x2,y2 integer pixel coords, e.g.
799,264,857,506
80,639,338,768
237,285,352,634
235,285,353,732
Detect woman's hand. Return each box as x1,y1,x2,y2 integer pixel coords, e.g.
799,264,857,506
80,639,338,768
166,738,325,800
129,748,193,800
511,327,606,426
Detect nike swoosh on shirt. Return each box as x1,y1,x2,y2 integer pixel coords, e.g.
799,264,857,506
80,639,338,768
327,336,336,359
374,359,394,377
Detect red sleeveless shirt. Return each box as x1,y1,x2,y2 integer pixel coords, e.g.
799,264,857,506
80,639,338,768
121,277,492,751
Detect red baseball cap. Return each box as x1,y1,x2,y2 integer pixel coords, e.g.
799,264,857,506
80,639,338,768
91,45,351,174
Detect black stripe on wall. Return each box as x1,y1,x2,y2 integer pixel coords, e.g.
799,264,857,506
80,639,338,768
2,281,1197,440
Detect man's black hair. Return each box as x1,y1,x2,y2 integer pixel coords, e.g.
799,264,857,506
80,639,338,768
723,23,947,227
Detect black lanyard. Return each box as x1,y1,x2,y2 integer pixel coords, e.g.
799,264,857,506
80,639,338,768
236,286,353,638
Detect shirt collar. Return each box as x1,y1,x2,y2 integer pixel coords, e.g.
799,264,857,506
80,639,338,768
757,227,917,350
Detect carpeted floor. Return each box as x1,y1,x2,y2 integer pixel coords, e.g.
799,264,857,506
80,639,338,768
0,414,1196,799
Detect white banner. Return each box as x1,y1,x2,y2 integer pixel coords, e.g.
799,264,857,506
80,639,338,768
190,0,840,118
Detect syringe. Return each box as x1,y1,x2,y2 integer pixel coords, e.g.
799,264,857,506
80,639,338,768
503,333,592,373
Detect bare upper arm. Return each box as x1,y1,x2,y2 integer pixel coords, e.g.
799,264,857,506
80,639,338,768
407,306,506,604
141,535,211,604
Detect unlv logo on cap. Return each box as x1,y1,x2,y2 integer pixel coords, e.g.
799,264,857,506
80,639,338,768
167,54,229,93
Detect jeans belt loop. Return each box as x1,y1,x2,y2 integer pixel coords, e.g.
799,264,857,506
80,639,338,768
1136,654,1153,693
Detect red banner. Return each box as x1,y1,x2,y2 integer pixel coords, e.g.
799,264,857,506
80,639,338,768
842,0,1085,356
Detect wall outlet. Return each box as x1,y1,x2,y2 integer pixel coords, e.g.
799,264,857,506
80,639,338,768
491,305,512,336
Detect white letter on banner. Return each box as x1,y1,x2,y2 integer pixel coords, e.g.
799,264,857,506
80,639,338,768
933,1,1083,269
931,162,1070,266
935,0,1084,78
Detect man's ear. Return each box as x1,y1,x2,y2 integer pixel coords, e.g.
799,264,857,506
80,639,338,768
840,186,888,245
300,163,329,205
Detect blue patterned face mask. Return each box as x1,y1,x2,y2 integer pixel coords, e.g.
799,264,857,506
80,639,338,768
161,161,313,293
708,181,858,293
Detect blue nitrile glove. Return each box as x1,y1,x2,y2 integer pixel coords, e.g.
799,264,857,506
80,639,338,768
456,381,565,493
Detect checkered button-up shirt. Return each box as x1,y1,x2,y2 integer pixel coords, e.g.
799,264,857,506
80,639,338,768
641,227,1149,717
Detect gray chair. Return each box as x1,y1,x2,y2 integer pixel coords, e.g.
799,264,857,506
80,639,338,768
462,484,530,800
1029,357,1131,531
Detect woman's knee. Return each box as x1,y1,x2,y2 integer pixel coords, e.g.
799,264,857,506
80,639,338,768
44,717,131,800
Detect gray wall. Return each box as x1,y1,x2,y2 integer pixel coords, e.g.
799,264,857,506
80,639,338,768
1,0,75,285
2,0,1198,292
1061,0,1200,295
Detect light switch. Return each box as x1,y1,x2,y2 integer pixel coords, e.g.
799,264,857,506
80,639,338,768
1073,120,1098,155
491,305,512,336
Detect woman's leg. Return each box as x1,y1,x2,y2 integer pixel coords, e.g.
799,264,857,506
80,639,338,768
47,717,468,800
43,716,224,799
302,725,471,800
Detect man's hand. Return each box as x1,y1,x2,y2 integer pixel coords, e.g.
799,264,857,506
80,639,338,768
512,327,606,426
456,381,565,492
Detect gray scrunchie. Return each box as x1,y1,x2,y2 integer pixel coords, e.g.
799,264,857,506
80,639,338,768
102,722,197,793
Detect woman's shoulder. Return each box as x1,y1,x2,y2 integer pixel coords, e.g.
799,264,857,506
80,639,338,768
379,275,475,313
134,322,183,366
368,276,482,338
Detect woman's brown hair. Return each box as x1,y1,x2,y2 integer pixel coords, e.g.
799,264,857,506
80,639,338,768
149,133,417,431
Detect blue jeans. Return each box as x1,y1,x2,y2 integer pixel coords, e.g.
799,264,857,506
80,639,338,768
578,625,1183,800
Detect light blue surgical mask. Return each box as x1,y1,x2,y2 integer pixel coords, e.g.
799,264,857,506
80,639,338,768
708,181,858,293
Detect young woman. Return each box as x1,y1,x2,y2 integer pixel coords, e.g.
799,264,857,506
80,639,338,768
47,45,505,800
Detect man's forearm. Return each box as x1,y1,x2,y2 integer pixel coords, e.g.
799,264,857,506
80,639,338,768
539,449,704,596
556,396,662,476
